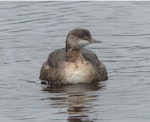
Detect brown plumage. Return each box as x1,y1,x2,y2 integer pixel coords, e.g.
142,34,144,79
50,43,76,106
39,28,108,85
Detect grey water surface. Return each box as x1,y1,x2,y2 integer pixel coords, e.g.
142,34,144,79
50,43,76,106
0,1,150,122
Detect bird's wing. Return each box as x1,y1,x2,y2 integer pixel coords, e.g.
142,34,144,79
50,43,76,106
47,48,66,68
81,48,108,81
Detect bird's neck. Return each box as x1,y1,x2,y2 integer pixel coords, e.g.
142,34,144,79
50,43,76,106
66,50,83,62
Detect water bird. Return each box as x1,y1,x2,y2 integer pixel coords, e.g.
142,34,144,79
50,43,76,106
39,28,108,84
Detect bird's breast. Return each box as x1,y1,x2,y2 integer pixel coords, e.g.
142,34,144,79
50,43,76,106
62,59,95,84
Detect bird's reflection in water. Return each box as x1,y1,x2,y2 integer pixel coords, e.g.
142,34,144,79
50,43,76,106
42,82,105,122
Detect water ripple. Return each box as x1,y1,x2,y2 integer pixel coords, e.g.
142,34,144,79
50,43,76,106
0,2,150,122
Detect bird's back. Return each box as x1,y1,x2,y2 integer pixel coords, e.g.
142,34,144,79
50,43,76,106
47,48,100,67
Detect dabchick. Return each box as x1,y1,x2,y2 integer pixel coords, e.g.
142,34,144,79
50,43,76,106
39,28,108,84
